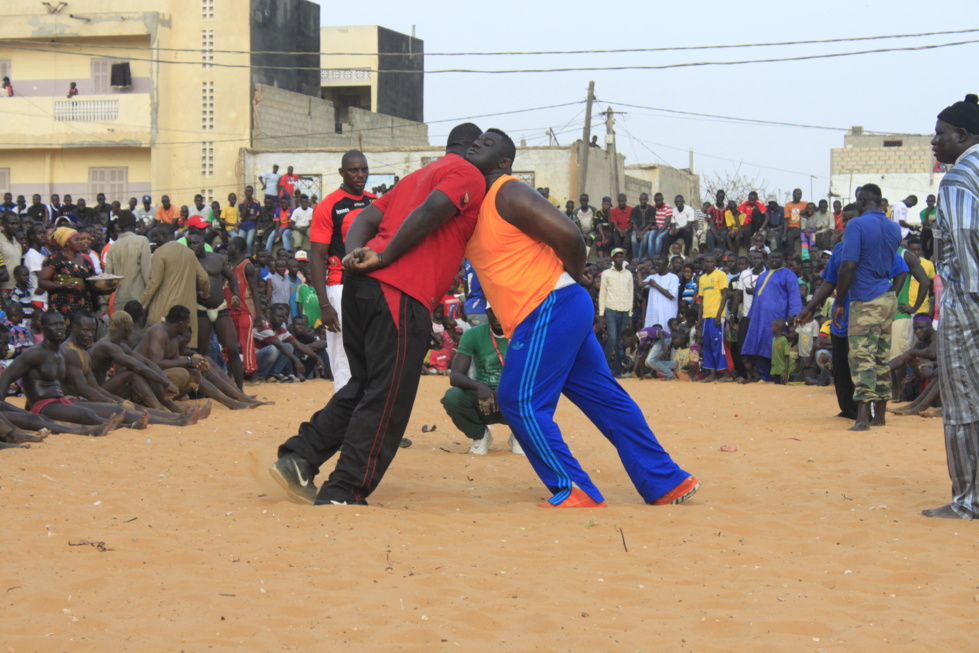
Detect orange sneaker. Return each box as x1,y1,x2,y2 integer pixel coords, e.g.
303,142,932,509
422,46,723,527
538,487,607,508
650,476,701,505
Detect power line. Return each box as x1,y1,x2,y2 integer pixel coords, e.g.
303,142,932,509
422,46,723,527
602,100,849,132
0,100,585,148
5,27,975,57
2,38,976,74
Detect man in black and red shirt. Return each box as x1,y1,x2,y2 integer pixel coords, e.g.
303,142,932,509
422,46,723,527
271,123,488,506
307,150,376,392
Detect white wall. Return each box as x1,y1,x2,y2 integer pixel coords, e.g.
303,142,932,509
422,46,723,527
830,172,942,205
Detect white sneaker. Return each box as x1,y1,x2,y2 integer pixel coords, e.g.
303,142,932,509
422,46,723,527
469,429,492,455
508,432,525,455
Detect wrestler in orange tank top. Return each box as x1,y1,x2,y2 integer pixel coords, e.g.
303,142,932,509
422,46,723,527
465,174,565,337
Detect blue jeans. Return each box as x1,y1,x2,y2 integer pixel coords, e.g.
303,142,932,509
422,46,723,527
650,229,669,256
256,342,295,379
630,231,645,259
230,227,256,253
266,227,292,252
603,309,629,375
650,358,677,379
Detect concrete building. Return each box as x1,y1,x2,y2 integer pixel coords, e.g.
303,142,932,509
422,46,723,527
0,0,318,203
830,126,941,204
320,25,423,128
624,164,701,206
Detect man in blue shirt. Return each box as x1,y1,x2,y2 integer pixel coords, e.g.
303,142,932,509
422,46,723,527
830,184,903,431
798,201,908,422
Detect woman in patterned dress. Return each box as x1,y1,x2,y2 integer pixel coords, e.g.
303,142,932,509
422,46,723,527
37,227,95,330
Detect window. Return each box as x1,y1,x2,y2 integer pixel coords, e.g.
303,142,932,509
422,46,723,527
201,141,214,177
202,188,213,203
513,171,535,187
0,168,10,196
883,140,904,148
89,167,128,201
201,0,214,20
91,58,127,94
201,81,214,130
201,30,214,69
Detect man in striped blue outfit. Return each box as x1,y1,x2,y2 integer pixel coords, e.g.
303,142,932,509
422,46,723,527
925,94,979,519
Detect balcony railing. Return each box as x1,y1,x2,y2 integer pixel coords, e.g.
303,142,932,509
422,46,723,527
54,99,120,122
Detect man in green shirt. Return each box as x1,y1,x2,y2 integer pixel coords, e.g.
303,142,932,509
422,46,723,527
440,307,522,455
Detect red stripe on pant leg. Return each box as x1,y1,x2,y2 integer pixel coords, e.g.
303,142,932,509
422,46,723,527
356,289,410,499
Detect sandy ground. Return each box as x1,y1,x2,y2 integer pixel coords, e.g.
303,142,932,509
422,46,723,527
1,376,976,652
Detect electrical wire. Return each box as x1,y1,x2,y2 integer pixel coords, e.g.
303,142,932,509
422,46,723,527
1,38,975,74
5,27,975,57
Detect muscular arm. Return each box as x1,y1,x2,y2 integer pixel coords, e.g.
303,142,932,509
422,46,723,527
222,258,240,298
244,262,264,323
0,348,42,408
343,204,383,252
61,348,117,402
96,341,173,389
496,180,586,283
359,190,461,271
309,240,331,311
141,328,190,369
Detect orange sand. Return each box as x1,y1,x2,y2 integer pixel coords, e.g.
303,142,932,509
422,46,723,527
2,377,975,651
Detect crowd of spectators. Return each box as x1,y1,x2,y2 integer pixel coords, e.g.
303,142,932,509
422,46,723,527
0,164,356,446
431,184,941,446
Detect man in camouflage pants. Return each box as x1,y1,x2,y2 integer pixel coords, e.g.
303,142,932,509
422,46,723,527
831,184,904,431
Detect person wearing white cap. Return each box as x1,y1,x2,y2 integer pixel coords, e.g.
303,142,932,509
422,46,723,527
135,195,155,232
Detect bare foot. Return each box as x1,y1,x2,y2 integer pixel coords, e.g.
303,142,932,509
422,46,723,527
921,504,971,519
7,428,48,443
252,399,275,406
0,441,29,449
197,401,213,420
889,406,917,416
99,410,126,435
920,407,943,418
130,411,150,430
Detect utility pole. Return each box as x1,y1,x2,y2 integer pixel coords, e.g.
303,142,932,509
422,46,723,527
605,107,618,198
577,80,595,199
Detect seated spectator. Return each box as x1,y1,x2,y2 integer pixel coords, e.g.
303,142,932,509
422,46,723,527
288,314,327,379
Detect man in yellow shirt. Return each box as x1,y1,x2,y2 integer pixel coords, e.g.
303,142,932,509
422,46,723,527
220,191,240,239
907,237,936,314
697,254,729,382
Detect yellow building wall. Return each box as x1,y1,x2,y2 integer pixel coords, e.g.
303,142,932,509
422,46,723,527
2,147,151,200
0,1,252,205
320,25,379,112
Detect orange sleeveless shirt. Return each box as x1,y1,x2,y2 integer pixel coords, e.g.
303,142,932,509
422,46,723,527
465,174,565,337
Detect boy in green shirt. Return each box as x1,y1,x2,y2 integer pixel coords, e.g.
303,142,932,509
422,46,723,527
770,318,792,385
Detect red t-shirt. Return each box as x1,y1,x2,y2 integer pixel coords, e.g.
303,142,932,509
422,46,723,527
367,153,486,310
280,174,300,196
310,187,376,285
737,200,766,226
276,207,293,227
609,205,632,230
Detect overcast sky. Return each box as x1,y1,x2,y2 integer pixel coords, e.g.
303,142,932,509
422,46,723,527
311,0,977,202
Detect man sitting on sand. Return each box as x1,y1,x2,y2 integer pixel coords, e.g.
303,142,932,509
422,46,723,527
60,310,194,427
136,305,264,411
0,311,128,432
90,311,194,415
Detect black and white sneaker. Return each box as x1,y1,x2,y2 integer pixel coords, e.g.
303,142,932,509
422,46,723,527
268,454,317,504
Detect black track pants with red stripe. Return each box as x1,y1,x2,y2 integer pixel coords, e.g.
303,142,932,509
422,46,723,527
278,274,431,503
